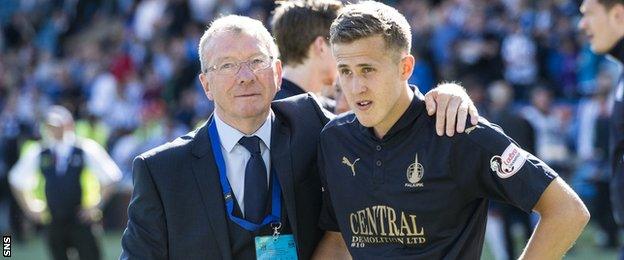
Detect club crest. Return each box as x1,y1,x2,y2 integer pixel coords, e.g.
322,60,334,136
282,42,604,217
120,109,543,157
405,153,424,188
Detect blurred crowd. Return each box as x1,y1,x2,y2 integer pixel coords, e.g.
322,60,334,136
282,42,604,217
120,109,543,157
0,0,622,257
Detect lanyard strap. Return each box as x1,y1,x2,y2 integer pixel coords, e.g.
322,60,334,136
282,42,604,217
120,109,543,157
208,118,282,231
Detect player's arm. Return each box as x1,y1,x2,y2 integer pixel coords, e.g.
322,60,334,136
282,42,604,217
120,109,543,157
423,83,480,137
519,177,590,259
312,231,351,260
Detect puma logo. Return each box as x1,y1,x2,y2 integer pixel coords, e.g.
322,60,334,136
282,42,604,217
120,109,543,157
465,125,482,134
342,156,360,176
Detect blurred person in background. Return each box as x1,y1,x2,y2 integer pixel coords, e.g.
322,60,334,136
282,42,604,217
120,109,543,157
486,80,536,260
8,105,121,260
270,0,342,111
522,86,572,178
579,0,624,257
575,71,619,249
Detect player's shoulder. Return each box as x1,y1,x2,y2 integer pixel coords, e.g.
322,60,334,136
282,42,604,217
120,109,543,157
321,111,358,134
455,117,515,155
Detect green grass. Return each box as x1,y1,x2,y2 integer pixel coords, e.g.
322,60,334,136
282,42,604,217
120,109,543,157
481,224,619,260
7,224,619,259
10,231,123,260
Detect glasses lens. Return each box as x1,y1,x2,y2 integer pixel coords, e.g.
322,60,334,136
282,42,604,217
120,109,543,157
213,55,272,75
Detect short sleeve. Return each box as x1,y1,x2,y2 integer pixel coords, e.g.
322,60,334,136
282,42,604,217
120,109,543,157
8,144,42,191
455,122,558,213
80,138,122,186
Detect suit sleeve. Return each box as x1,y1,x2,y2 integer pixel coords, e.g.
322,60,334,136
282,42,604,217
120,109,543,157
120,156,168,260
308,93,335,126
317,141,340,232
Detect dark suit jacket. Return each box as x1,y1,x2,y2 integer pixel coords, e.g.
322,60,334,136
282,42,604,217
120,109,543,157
275,79,336,112
121,94,332,259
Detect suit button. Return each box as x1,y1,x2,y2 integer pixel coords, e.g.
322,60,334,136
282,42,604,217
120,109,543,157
376,160,382,166
376,145,381,151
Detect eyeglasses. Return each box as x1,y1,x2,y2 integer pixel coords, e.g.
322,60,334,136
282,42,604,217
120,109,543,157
205,54,274,76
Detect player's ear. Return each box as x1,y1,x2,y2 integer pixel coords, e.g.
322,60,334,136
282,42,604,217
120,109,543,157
399,54,415,81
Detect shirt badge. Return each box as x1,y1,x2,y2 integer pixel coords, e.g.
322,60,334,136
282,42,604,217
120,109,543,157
405,153,424,188
490,143,527,179
342,156,360,176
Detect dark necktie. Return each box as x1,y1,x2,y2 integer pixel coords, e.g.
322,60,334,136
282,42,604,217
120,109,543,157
238,136,268,223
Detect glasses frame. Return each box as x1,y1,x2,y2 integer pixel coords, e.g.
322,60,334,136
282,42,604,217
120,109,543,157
204,55,274,76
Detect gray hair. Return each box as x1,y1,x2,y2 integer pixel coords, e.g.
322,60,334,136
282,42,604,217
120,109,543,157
329,1,411,57
198,15,279,73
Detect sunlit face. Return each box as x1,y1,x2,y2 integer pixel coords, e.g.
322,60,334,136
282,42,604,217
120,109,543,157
199,31,282,124
45,123,64,141
332,35,414,135
579,0,623,53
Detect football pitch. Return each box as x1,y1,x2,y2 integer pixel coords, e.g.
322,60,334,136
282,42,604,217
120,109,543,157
6,225,619,259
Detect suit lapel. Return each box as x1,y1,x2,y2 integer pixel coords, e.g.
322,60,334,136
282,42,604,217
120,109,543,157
191,120,232,260
270,112,299,244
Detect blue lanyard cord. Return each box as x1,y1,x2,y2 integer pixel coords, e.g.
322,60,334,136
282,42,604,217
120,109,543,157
208,118,282,231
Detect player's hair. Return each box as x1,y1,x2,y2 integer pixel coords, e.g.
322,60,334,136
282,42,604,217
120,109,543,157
598,0,624,9
271,0,342,66
329,1,411,59
198,15,278,73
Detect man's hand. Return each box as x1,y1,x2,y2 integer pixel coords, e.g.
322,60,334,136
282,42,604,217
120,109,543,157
424,83,479,137
24,209,45,224
78,207,103,224
312,231,351,260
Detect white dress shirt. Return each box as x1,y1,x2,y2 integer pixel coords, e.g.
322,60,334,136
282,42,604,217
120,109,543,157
214,110,273,214
9,136,122,192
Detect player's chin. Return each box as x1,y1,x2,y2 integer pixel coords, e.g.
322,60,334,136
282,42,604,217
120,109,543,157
356,115,377,128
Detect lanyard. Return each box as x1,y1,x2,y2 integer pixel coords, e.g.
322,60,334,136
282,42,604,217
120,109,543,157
208,118,282,231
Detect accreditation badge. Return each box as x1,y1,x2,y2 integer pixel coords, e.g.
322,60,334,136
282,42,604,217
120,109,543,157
255,222,297,260
255,235,297,260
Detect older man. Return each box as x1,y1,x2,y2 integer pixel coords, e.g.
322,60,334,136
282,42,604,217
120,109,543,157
120,15,476,260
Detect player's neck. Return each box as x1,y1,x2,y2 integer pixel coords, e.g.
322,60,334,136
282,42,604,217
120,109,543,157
282,63,324,94
373,86,414,139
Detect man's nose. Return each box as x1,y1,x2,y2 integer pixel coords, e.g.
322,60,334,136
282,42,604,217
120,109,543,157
237,63,255,84
350,76,367,94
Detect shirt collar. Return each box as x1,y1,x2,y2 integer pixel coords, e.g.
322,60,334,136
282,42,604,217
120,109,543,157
213,110,273,153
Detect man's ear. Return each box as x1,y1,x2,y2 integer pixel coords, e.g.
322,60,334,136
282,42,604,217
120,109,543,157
399,54,415,81
312,36,328,57
199,73,214,100
275,59,283,89
613,4,624,24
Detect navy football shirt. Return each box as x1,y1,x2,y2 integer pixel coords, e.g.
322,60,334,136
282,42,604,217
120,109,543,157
318,96,557,259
